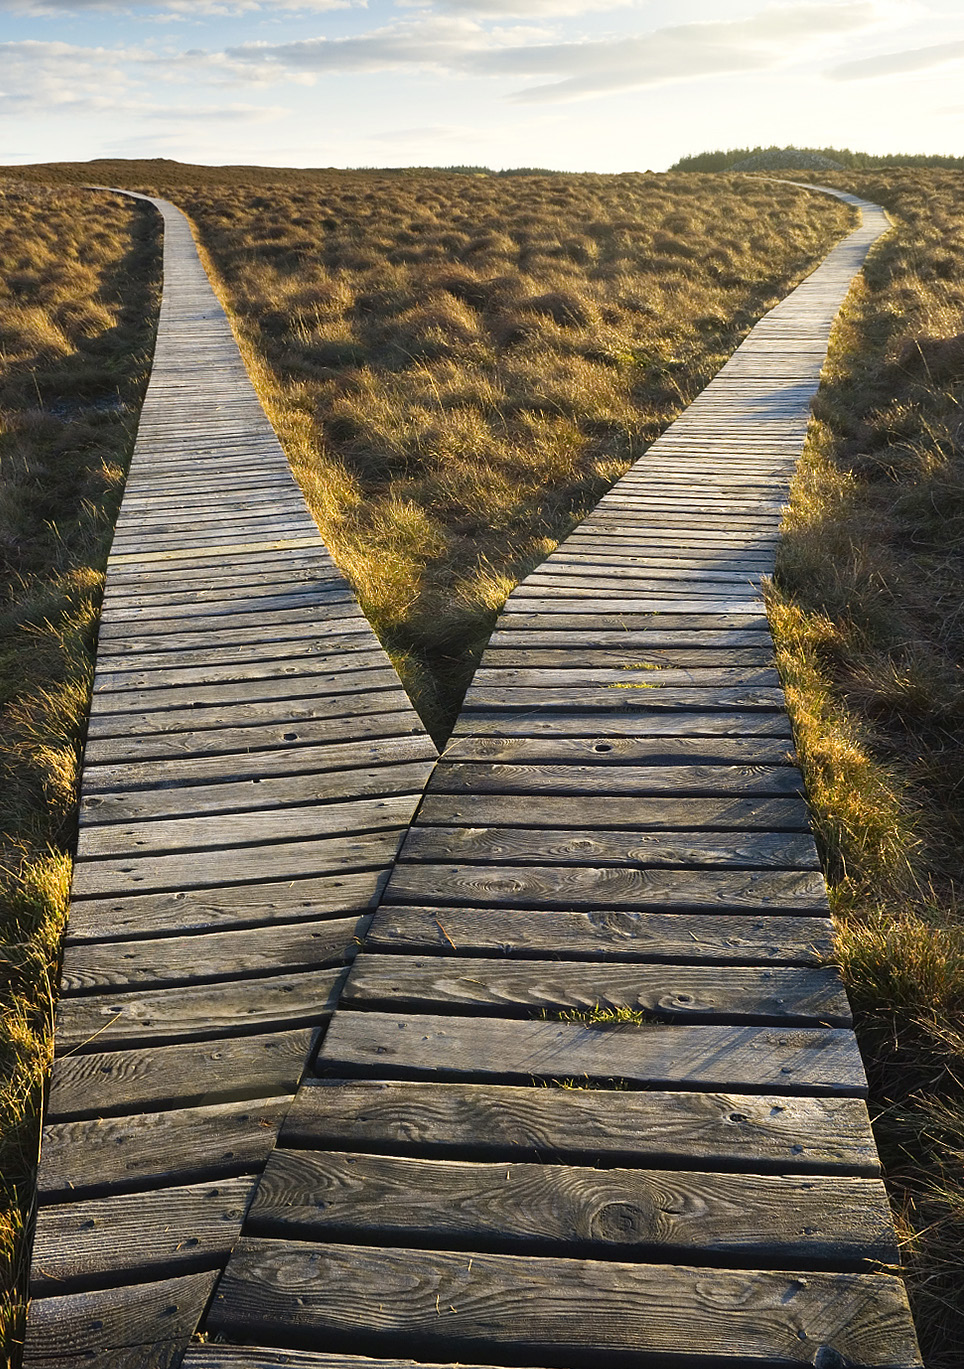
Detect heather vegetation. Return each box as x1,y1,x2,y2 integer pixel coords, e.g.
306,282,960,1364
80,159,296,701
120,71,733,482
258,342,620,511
766,167,964,1362
0,181,159,1355
145,166,850,735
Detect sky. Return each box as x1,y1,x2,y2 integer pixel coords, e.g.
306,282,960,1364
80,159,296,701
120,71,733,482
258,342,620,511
2,0,964,171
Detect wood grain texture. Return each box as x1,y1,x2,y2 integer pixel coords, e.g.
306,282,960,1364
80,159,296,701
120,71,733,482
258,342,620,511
59,917,367,993
316,1011,867,1094
400,824,820,869
83,706,425,767
76,792,420,860
450,710,794,739
249,1149,895,1264
184,1348,523,1369
37,1096,293,1198
365,905,834,964
54,966,346,1052
281,1077,879,1172
439,735,795,764
47,1027,318,1121
65,868,387,941
31,1175,254,1291
208,1239,920,1367
24,1270,217,1360
341,954,852,1025
427,761,804,796
70,828,407,899
415,793,811,831
382,864,830,914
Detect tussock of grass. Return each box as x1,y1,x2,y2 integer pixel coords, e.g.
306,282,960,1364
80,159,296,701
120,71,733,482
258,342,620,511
771,168,964,1365
0,182,159,1358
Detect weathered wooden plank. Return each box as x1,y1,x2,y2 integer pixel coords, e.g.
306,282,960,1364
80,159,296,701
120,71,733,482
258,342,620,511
93,623,375,673
450,710,794,739
60,918,365,992
249,1149,895,1264
47,1027,318,1121
281,1078,878,1172
382,864,829,914
94,602,365,648
37,1096,293,1198
90,663,398,714
85,687,405,742
103,547,334,584
80,759,434,826
76,793,421,860
207,1239,919,1365
183,1348,520,1369
70,828,407,899
482,647,776,668
65,868,387,942
497,598,774,618
92,643,387,694
83,704,423,766
108,518,319,550
96,585,355,627
25,1342,186,1368
31,1175,254,1291
461,685,787,712
342,955,849,1024
81,731,434,796
54,967,346,1052
400,826,819,869
486,613,770,633
439,734,794,764
522,567,765,589
23,1270,218,1362
490,621,766,640
415,793,809,832
472,667,780,688
427,761,803,797
365,905,833,964
317,1012,865,1094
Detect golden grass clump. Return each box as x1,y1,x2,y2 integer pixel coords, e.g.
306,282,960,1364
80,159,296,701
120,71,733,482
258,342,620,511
0,181,159,1359
119,166,851,735
769,167,964,1364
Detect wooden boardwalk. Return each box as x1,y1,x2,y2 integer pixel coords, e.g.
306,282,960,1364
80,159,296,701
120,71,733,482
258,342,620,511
24,192,437,1366
25,186,921,1368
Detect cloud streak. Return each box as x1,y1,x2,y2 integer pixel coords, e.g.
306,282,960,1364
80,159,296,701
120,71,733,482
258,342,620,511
829,37,964,80
222,2,884,101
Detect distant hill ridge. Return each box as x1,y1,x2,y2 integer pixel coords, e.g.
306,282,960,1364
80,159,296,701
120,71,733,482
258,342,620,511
672,144,964,172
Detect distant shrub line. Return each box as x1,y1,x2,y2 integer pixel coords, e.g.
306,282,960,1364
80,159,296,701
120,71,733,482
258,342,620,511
672,144,964,172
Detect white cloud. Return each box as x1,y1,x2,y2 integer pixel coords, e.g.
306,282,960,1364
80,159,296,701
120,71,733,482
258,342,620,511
0,39,290,125
829,37,964,79
423,0,636,15
222,1,886,101
0,40,145,111
223,15,490,78
3,0,355,15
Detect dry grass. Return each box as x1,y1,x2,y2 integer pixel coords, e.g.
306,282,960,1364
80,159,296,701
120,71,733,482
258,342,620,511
0,181,159,1359
17,158,962,1358
169,170,850,737
768,167,964,1364
27,164,845,738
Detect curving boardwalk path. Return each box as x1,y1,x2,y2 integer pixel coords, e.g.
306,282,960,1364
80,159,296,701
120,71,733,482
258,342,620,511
24,192,437,1366
25,186,921,1368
